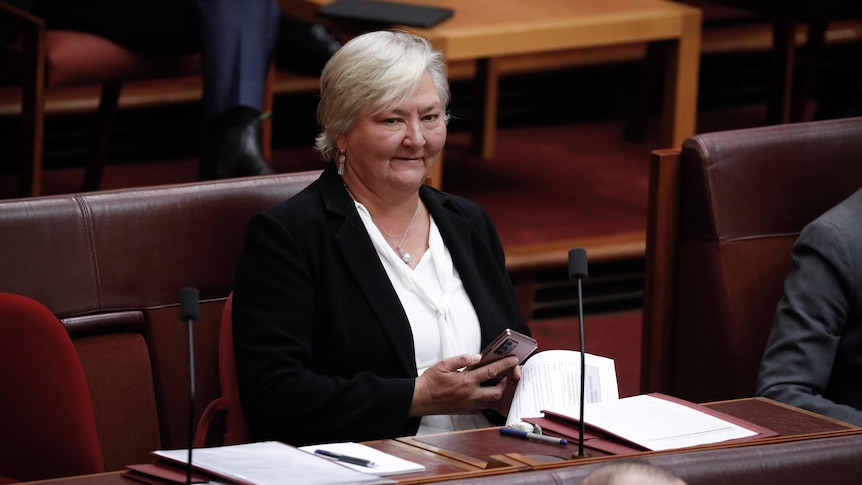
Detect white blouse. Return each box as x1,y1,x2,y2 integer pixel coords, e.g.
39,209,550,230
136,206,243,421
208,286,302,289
353,201,491,433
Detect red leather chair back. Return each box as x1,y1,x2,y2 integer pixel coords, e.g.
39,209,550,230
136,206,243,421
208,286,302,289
218,292,249,444
0,293,104,481
643,117,862,402
195,292,249,446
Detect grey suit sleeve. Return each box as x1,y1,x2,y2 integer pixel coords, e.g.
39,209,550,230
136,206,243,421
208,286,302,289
757,219,862,425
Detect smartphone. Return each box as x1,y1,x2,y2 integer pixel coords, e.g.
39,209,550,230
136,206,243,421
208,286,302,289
467,329,538,385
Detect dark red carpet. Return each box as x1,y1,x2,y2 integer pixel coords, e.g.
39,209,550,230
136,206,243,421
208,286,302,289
529,310,643,398
443,123,651,247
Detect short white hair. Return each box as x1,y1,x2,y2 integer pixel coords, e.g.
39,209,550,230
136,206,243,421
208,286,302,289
582,461,688,485
314,30,450,162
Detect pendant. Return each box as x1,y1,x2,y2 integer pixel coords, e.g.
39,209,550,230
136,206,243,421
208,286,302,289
398,246,412,264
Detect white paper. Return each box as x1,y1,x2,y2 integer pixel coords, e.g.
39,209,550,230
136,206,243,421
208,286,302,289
299,442,425,476
581,394,757,451
506,350,619,425
153,441,390,485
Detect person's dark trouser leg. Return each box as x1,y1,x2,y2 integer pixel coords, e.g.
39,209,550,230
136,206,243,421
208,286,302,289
197,0,280,180
27,0,280,180
197,0,280,118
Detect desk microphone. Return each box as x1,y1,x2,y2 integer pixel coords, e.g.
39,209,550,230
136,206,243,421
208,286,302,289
568,248,590,459
179,287,199,485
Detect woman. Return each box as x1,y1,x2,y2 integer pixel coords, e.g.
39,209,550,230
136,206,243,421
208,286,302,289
232,30,531,446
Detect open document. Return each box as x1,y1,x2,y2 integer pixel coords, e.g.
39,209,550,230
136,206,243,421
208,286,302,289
153,441,391,485
298,442,425,476
505,350,776,453
506,350,619,425
580,394,759,450
536,393,778,453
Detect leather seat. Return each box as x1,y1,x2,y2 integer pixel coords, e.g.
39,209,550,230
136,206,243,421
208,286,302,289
195,292,250,447
0,292,105,481
641,116,862,402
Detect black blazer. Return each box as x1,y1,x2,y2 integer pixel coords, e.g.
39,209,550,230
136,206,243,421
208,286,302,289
758,188,862,426
233,165,530,446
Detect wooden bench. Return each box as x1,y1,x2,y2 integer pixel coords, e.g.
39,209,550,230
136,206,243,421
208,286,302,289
0,70,320,117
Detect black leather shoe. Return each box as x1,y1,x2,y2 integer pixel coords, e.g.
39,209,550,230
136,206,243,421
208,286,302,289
200,107,273,180
275,16,341,76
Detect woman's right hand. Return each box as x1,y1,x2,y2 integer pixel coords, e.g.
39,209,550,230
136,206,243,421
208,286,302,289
409,353,521,417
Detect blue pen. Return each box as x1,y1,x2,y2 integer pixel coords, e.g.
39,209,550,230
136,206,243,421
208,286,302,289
499,426,568,445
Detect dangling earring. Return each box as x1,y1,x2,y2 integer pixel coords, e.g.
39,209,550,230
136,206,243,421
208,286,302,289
337,152,346,176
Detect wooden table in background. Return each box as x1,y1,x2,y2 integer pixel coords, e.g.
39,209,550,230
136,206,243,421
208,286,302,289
281,0,702,189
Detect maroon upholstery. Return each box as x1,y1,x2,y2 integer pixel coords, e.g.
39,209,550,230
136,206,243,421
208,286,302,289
68,318,161,473
195,292,249,447
0,171,321,471
44,30,199,86
642,117,862,403
0,292,104,481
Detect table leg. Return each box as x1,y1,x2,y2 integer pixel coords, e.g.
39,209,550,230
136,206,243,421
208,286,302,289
427,153,443,189
767,16,796,125
660,8,701,148
470,57,501,159
623,42,666,143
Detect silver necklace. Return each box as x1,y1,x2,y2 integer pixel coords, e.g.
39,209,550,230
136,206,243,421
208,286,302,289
378,202,420,264
343,182,421,264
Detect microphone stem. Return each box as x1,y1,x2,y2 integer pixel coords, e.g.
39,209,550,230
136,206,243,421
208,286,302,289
577,277,586,458
187,319,195,485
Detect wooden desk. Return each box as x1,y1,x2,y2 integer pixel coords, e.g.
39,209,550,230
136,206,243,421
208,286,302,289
20,398,862,484
281,0,702,188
